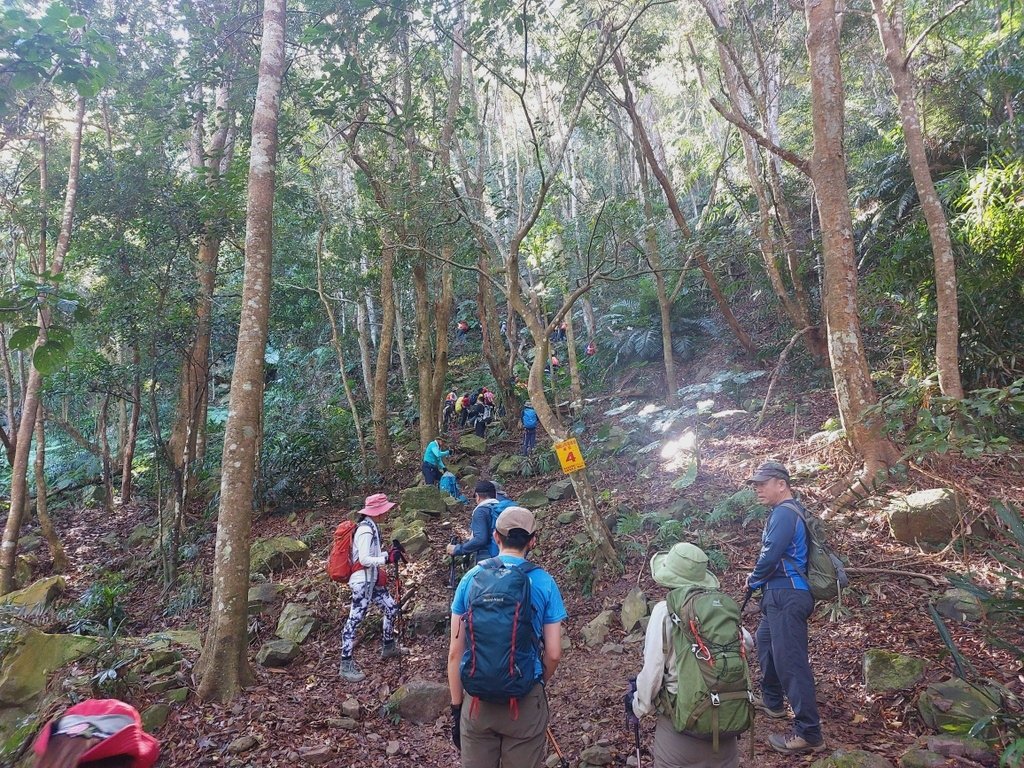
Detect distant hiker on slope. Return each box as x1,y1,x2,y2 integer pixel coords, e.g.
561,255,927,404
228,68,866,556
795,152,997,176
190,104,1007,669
447,506,567,767
443,390,458,432
423,436,450,486
440,470,469,504
626,542,754,768
338,494,408,682
446,480,500,562
521,403,538,455
745,461,825,755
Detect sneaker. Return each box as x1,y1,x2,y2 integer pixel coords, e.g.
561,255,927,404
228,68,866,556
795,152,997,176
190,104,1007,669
381,640,408,659
339,658,365,682
753,696,788,719
767,731,826,755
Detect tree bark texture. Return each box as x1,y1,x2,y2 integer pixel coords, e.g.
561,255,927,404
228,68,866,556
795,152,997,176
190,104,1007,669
872,0,963,398
120,345,141,503
195,0,285,703
371,241,397,476
0,98,85,595
34,414,68,571
805,0,899,476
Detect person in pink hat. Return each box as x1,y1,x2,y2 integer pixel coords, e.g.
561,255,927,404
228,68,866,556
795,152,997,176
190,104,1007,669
339,493,406,682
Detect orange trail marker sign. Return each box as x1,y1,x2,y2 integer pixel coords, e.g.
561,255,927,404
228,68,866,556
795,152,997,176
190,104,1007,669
554,438,586,474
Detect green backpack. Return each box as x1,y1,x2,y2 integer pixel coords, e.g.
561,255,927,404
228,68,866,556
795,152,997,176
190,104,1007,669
780,499,849,602
660,586,754,752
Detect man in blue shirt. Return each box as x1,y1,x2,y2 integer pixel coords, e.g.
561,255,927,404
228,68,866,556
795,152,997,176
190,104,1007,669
447,506,567,768
423,437,450,486
446,481,500,561
746,461,825,755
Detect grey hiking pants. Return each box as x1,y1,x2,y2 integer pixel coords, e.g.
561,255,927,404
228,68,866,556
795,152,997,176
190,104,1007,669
755,587,821,742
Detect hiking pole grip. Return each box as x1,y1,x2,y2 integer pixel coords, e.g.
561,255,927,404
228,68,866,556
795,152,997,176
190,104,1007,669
740,587,754,614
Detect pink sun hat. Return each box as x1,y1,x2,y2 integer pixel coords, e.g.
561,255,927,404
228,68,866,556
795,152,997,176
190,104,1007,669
359,493,395,517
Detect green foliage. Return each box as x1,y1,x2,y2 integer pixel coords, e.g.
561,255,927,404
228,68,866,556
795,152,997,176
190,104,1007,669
68,572,130,635
607,283,718,366
677,369,766,407
163,568,205,618
707,488,768,527
869,376,1024,459
561,539,599,597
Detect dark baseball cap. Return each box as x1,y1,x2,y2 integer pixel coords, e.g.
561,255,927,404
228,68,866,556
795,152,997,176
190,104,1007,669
474,480,497,497
746,461,790,483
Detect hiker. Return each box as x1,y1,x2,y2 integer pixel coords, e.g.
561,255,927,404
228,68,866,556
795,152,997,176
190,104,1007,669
447,506,567,767
470,396,491,439
586,341,597,356
446,480,501,562
745,461,825,755
423,436,450,486
626,542,754,768
456,319,470,342
33,698,159,768
339,493,407,682
482,387,495,407
441,470,469,504
459,393,473,427
521,403,538,455
443,390,458,432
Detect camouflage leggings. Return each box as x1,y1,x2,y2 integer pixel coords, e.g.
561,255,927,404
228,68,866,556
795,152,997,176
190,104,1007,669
341,579,398,658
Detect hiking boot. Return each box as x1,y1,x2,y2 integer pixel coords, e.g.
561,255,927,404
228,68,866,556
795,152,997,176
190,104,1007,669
767,731,826,755
338,658,365,682
381,640,408,659
753,696,788,719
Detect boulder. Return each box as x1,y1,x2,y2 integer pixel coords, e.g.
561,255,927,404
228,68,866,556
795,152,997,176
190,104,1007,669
933,588,985,623
519,489,550,510
276,602,319,644
458,435,488,455
863,649,927,692
898,750,946,768
299,745,334,765
582,610,615,648
886,489,966,545
228,735,259,754
250,537,311,575
0,575,66,612
393,526,429,557
496,455,527,477
387,680,450,724
342,699,361,718
257,638,300,667
0,628,98,706
917,678,1001,735
579,744,614,765
128,523,157,547
248,583,283,615
141,629,202,652
620,588,648,632
13,555,34,589
810,750,894,768
556,511,578,526
408,603,451,637
900,734,997,768
488,453,510,473
399,485,446,517
546,479,576,501
141,703,171,732
328,716,358,730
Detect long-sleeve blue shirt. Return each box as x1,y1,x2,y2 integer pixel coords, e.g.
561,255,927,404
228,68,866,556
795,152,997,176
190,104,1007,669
454,499,500,561
748,498,810,591
423,440,449,470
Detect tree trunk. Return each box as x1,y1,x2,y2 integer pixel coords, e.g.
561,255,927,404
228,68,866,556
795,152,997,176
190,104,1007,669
0,326,16,463
120,345,141,503
34,414,68,571
98,393,114,513
372,240,397,476
478,253,519,425
805,0,899,478
413,260,438,450
355,294,374,401
393,287,412,401
562,294,584,410
872,0,963,398
195,0,285,703
0,97,84,595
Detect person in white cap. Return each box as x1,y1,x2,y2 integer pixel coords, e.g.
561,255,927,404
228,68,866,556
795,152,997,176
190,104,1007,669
339,493,406,682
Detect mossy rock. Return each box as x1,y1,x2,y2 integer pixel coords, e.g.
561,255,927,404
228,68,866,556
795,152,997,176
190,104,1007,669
518,489,550,510
399,485,446,517
249,536,310,575
546,479,575,501
886,488,966,546
12,555,34,590
0,576,66,612
142,703,171,732
863,649,927,692
457,435,488,455
917,678,1001,735
275,603,319,644
488,453,510,473
496,455,527,477
386,680,450,724
139,629,202,652
0,628,98,707
256,638,300,667
810,750,894,768
393,527,429,557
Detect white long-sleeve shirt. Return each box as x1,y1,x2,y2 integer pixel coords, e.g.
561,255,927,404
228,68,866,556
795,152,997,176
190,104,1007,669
631,599,754,719
348,518,387,587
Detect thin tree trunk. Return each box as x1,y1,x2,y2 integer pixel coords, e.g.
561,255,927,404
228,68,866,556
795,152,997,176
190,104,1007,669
805,0,899,480
0,326,16,462
355,295,374,401
372,241,397,476
34,414,68,571
120,345,141,503
0,98,84,595
392,285,412,400
872,0,963,398
562,293,584,410
195,0,285,703
98,393,114,513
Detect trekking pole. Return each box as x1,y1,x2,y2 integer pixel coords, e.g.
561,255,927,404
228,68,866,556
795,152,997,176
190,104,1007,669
740,587,754,614
633,720,642,768
448,534,459,589
391,539,409,673
545,727,569,768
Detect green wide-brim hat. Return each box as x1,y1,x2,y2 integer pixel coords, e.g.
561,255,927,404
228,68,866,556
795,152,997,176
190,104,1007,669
650,542,720,590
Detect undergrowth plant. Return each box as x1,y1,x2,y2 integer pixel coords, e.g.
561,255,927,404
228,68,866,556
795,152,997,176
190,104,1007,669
67,572,130,635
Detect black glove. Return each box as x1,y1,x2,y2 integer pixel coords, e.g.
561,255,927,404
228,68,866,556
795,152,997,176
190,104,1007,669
451,704,462,750
624,678,639,726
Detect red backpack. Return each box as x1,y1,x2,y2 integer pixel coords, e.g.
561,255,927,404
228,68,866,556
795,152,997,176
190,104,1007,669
327,521,359,581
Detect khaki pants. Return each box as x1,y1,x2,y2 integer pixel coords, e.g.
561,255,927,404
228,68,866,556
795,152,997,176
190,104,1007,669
460,683,548,768
653,715,739,768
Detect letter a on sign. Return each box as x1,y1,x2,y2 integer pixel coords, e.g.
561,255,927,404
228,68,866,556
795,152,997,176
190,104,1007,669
554,438,586,474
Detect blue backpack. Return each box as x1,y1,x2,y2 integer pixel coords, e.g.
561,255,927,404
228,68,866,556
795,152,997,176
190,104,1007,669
522,407,538,428
460,559,540,702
